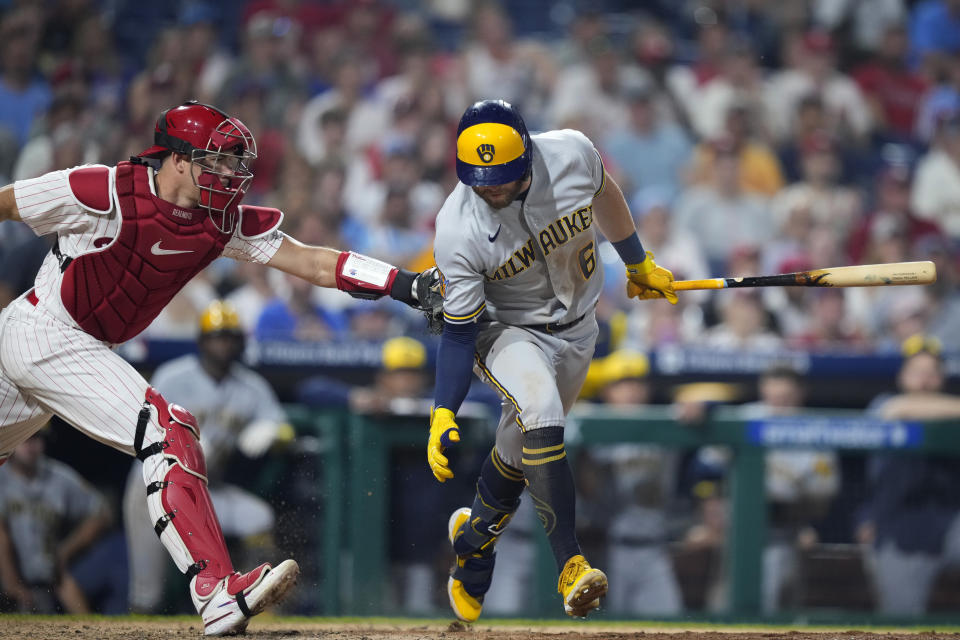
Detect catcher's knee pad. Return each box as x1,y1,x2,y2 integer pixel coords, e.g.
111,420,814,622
135,387,232,579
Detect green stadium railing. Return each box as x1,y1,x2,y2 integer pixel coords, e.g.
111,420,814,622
282,406,347,615
285,404,960,620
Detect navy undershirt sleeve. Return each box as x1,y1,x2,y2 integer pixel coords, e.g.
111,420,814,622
433,319,480,413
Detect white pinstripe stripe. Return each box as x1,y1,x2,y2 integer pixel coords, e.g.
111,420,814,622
0,311,52,454
59,327,146,443
53,318,144,446
1,304,146,454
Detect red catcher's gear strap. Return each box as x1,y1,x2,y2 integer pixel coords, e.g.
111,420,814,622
136,387,233,580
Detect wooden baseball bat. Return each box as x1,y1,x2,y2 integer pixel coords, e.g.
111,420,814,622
673,261,937,291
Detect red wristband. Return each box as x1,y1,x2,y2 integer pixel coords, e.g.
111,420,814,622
335,251,399,300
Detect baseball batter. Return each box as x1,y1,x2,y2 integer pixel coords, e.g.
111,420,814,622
426,100,678,621
0,101,435,635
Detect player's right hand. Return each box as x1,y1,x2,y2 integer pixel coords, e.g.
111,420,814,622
625,251,678,304
428,406,460,482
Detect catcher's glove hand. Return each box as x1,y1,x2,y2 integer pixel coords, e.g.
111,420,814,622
414,266,445,334
625,250,678,304
428,406,460,482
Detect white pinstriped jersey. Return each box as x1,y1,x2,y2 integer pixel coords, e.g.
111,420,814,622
13,165,284,338
434,130,606,327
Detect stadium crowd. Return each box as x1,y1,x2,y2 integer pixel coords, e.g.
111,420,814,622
0,0,958,354
2,0,960,620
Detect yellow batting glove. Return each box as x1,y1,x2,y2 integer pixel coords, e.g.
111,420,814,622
428,406,461,482
625,250,678,304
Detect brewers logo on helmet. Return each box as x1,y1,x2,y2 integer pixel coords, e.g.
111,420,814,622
456,99,531,186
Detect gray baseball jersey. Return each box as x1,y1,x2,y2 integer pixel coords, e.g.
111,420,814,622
434,129,606,327
434,129,607,464
147,354,286,480
0,457,104,585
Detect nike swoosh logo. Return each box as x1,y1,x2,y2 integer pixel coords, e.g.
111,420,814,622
151,241,194,256
488,225,501,242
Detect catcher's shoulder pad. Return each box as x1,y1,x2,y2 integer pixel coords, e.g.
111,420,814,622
238,205,284,240
67,165,113,214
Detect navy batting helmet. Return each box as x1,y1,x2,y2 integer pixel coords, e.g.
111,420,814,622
455,100,531,186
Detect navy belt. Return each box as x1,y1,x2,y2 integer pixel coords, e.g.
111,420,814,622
525,313,586,334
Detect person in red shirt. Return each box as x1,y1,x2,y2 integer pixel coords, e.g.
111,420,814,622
853,23,929,140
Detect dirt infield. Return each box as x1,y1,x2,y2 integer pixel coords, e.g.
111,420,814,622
1,618,958,640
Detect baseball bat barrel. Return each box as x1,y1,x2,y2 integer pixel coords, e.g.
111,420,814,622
673,261,937,291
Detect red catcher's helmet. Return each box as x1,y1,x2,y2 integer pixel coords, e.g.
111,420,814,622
139,100,257,233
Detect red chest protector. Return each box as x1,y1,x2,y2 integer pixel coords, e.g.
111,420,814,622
60,161,232,343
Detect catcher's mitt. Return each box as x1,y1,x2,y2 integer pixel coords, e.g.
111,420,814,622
415,267,445,334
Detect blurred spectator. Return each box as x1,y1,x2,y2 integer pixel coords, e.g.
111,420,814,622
344,138,445,230
462,1,555,123
601,83,693,201
665,18,729,127
687,103,785,197
217,10,305,127
230,83,287,199
125,27,194,135
631,188,710,286
625,19,694,132
373,32,453,129
766,29,873,144
856,337,960,615
179,3,235,106
124,301,290,613
13,92,99,181
586,351,684,616
674,139,773,274
338,0,400,81
909,0,960,73
48,14,124,127
548,34,646,139
0,430,111,614
255,271,350,342
296,51,385,164
748,366,840,613
698,290,783,352
682,366,840,613
770,132,862,240
225,260,286,334
552,9,605,68
363,185,433,267
913,53,960,143
911,115,960,242
813,0,907,57
308,160,366,249
787,288,871,351
0,7,52,151
689,37,772,144
852,22,929,141
775,94,861,184
918,235,960,350
848,165,945,264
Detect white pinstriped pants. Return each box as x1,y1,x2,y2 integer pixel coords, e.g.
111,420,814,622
0,298,148,459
